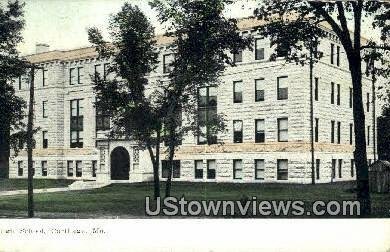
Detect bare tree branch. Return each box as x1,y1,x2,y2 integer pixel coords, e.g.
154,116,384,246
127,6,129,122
361,45,390,51
336,2,350,34
310,1,354,52
353,0,364,51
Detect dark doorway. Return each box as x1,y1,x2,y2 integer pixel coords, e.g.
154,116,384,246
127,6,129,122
110,147,130,180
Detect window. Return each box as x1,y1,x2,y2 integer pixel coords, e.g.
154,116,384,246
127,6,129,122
162,161,169,178
76,161,82,177
349,88,353,108
163,54,174,73
336,46,340,66
41,161,47,176
278,118,288,142
42,131,48,149
103,63,110,80
337,84,340,105
338,159,343,178
331,120,335,143
368,159,372,166
255,38,265,60
314,78,319,101
255,79,265,102
24,75,30,89
316,159,320,180
276,43,288,58
233,81,243,103
18,76,22,90
331,82,335,104
337,121,341,144
70,99,83,148
349,123,353,145
233,159,243,180
69,68,76,85
195,160,203,179
351,159,355,177
42,69,48,86
277,159,288,180
233,50,242,63
92,160,97,177
77,67,83,84
367,126,371,146
255,119,265,143
94,64,102,81
366,93,370,112
207,160,216,179
18,137,23,149
42,101,48,118
96,108,110,131
67,161,73,177
173,160,181,178
277,76,288,100
18,161,23,176
197,86,217,145
233,120,243,143
331,43,335,65
315,118,319,142
255,159,265,180
161,160,181,179
331,159,336,179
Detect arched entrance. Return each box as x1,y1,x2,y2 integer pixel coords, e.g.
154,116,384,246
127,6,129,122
110,147,130,180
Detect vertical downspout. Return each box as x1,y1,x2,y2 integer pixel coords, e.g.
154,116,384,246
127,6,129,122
310,42,315,185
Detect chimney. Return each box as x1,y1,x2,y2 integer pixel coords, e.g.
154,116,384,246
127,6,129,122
35,43,50,54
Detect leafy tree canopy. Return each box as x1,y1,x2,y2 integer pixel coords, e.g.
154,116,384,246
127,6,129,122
0,0,29,154
88,3,161,147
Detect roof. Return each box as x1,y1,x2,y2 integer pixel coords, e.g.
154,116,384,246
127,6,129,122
25,17,369,64
369,160,390,172
26,33,176,64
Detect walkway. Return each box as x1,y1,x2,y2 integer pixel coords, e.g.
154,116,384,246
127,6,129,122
0,187,71,197
0,181,110,197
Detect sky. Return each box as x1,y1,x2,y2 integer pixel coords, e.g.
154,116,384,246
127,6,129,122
0,0,380,55
15,0,257,55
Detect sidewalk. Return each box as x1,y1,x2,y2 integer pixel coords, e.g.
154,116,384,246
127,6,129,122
0,181,110,197
0,210,143,219
0,187,71,197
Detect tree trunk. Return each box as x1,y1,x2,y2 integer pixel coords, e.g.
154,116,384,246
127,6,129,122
27,66,35,218
164,119,177,198
146,130,161,200
349,53,371,217
165,137,175,198
153,130,161,199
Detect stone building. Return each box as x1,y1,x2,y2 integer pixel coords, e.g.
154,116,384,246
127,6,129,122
9,19,378,184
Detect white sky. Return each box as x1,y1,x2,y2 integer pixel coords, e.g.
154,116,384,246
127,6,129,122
1,0,379,55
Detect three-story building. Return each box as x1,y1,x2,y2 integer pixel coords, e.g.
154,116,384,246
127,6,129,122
9,19,378,184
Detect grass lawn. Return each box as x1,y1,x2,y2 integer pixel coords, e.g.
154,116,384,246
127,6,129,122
0,181,389,218
0,178,74,191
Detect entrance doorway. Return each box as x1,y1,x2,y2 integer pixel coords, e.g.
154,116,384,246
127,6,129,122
110,147,130,180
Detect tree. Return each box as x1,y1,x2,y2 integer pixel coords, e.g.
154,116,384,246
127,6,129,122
0,0,29,178
88,3,162,199
150,0,251,197
254,1,390,216
26,65,37,218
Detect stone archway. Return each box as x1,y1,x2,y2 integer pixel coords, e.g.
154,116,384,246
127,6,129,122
110,146,130,180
